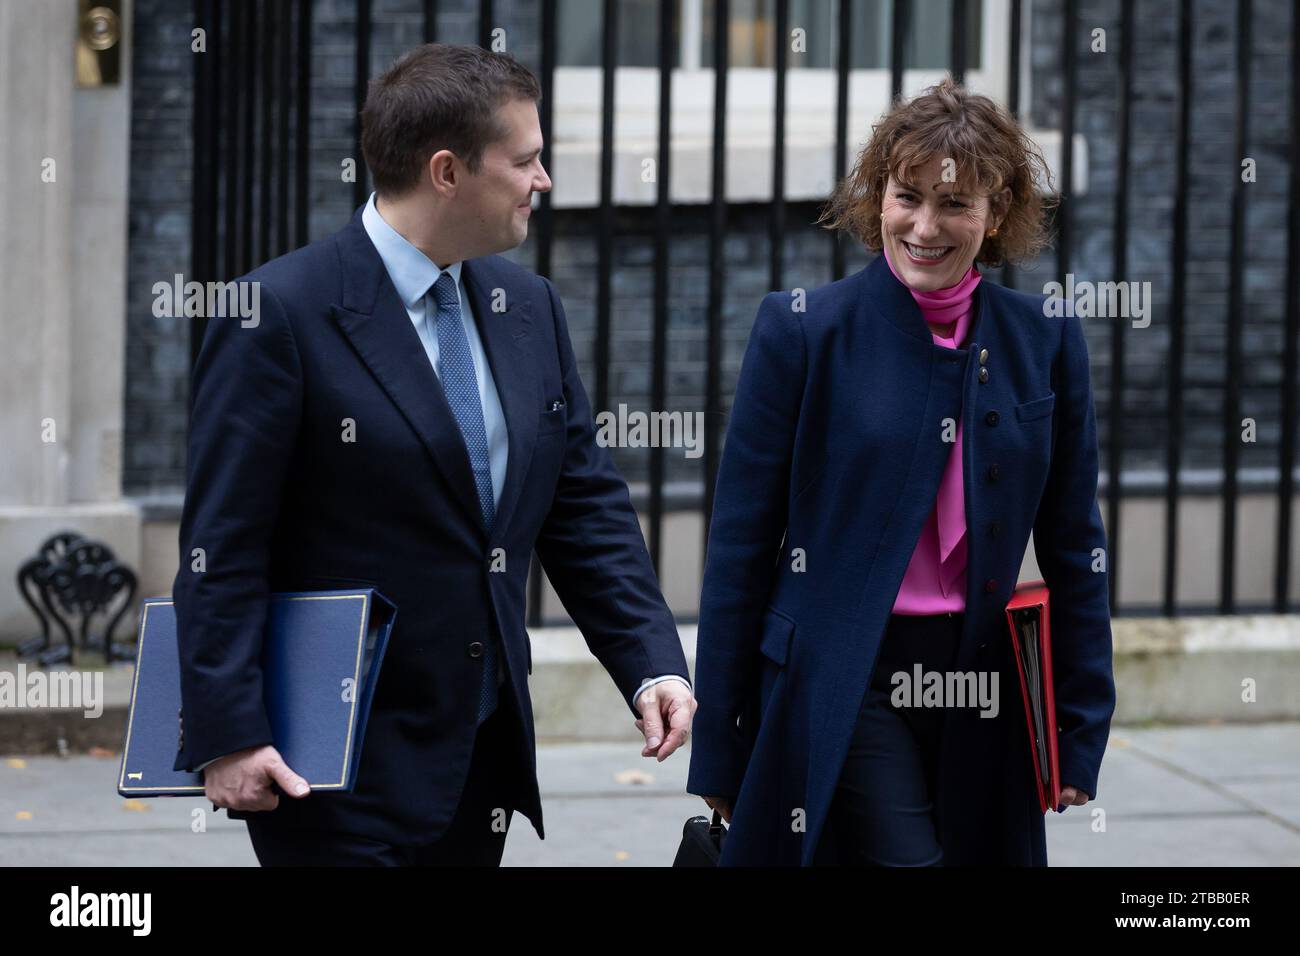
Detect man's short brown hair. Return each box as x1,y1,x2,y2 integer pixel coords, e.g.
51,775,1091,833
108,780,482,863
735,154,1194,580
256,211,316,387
360,43,542,198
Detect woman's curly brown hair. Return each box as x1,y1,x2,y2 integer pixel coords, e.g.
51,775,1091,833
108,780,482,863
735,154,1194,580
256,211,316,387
818,77,1057,267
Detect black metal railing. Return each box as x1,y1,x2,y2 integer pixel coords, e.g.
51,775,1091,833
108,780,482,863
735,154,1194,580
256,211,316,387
188,0,1299,622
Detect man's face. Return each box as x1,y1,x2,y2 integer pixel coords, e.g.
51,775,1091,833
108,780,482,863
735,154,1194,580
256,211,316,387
455,97,551,256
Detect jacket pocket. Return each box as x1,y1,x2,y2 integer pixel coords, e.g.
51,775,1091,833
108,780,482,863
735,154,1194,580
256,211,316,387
538,400,567,435
1014,392,1056,423
758,606,796,666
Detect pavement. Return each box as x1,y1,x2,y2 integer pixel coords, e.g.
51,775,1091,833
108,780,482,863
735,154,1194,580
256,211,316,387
1,720,1298,866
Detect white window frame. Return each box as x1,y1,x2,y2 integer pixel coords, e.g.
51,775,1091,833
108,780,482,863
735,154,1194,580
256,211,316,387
546,0,1086,208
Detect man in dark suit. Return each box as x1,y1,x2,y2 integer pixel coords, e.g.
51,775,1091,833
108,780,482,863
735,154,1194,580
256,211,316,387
172,43,694,865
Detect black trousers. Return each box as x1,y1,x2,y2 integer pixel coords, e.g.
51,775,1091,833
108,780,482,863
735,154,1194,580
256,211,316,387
245,690,519,867
820,611,964,866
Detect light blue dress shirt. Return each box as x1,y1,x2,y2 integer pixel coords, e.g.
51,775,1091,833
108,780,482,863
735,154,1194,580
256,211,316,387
362,193,508,508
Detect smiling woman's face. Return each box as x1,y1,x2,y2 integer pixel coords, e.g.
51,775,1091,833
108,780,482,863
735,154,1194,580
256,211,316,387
880,155,1007,292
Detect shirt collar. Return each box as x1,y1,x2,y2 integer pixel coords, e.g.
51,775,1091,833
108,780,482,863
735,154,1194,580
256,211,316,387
361,191,462,308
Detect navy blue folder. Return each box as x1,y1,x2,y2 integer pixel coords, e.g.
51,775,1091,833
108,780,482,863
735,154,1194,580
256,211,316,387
118,588,397,797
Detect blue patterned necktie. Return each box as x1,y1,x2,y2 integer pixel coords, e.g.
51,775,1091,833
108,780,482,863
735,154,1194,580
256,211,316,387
429,271,499,724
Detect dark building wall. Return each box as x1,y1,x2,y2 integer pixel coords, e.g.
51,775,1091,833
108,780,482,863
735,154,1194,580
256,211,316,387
1027,0,1296,479
124,0,195,494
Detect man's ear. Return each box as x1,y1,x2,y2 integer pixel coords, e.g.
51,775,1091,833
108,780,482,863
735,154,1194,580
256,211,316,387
428,149,459,197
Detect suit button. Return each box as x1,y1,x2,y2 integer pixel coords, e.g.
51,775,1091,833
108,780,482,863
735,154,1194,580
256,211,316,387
979,348,989,364
984,578,997,593
468,641,484,658
985,410,999,426
979,366,989,383
987,463,1000,481
989,520,1001,536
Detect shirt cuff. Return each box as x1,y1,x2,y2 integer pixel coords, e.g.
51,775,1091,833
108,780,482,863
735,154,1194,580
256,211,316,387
632,675,692,709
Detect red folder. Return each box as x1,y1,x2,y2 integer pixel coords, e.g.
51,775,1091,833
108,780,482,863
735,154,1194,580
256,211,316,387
1005,579,1061,814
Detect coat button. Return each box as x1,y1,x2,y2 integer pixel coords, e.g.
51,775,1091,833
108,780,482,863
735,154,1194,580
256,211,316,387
979,348,989,364
987,463,1000,481
468,641,484,658
984,578,997,594
988,520,1001,536
985,410,999,426
979,366,989,383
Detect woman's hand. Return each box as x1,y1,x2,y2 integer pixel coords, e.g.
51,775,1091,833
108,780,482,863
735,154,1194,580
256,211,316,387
1057,784,1091,813
703,796,733,823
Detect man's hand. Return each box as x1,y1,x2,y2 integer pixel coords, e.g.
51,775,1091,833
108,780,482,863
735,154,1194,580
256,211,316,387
633,681,696,762
204,745,310,812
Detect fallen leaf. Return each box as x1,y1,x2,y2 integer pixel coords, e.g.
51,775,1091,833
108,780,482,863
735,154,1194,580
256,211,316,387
15,811,32,820
614,850,629,861
88,746,115,758
6,759,26,770
120,800,150,813
614,769,654,786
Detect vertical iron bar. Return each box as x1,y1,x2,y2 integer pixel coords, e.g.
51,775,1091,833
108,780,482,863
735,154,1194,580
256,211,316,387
354,0,371,210
831,0,852,281
191,0,217,368
1002,0,1021,290
480,0,495,49
259,0,274,264
649,0,676,571
890,0,907,102
225,0,242,280
1221,0,1252,613
295,0,313,247
528,0,557,627
1277,2,1300,610
423,0,438,43
1164,0,1192,616
951,0,967,84
703,0,730,544
1105,0,1134,613
1058,0,1075,281
769,0,788,290
595,0,617,416
277,0,292,255
239,0,256,276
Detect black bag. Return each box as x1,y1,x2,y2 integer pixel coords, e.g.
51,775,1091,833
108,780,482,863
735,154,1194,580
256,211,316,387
673,809,727,866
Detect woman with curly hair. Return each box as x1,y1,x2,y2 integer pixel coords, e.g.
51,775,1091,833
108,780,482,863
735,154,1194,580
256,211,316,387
686,78,1115,866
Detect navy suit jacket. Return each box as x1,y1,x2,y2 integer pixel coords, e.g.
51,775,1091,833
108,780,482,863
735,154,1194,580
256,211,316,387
685,254,1116,865
172,207,688,844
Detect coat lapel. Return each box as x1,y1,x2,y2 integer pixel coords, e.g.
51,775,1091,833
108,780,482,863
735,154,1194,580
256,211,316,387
328,210,540,542
329,211,486,535
864,252,995,658
462,257,537,544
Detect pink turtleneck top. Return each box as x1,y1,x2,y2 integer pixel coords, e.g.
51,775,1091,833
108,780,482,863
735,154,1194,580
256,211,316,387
883,248,983,614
